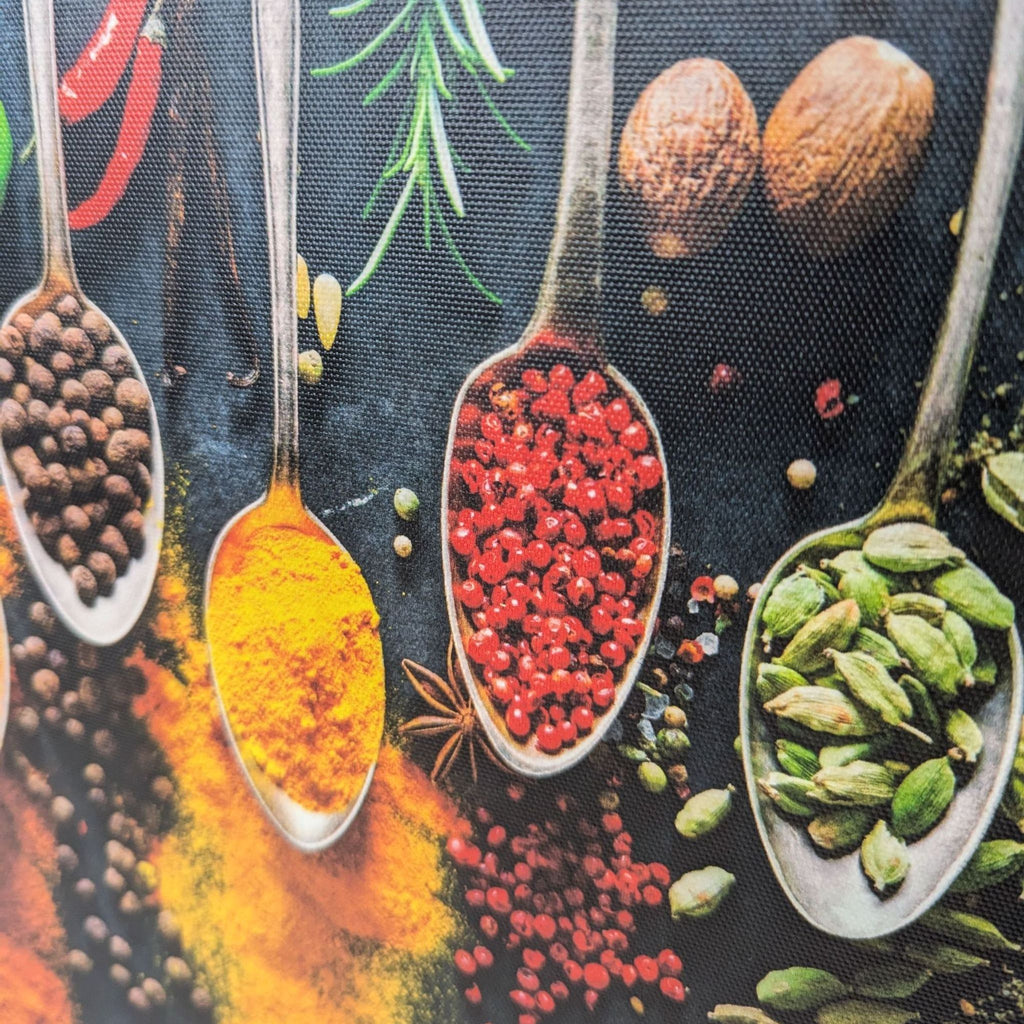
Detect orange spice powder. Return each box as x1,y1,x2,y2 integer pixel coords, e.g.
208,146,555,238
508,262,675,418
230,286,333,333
205,485,385,812
134,636,468,1024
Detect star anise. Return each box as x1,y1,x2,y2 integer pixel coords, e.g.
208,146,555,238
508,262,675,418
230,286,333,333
399,639,506,785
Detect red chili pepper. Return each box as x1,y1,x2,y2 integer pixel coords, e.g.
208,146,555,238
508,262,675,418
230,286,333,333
59,0,149,125
68,12,164,231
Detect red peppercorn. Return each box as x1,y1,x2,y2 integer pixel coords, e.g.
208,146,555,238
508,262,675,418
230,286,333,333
535,990,556,1015
641,885,662,907
517,968,541,993
549,981,569,1002
633,955,659,984
487,825,507,848
486,887,512,915
583,988,600,1012
522,948,546,972
659,976,686,1002
510,989,536,1011
620,963,638,988
454,949,477,977
548,942,569,964
657,950,683,977
563,960,584,984
479,914,499,939
463,983,482,1006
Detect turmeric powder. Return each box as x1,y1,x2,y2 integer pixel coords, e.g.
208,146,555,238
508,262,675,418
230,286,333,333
206,485,384,812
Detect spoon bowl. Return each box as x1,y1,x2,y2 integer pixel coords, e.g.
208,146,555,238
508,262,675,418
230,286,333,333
1,0,163,645
443,334,670,778
740,516,1024,940
739,0,1024,940
204,493,377,853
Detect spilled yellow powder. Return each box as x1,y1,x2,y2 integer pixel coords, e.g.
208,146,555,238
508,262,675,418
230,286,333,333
134,642,467,1024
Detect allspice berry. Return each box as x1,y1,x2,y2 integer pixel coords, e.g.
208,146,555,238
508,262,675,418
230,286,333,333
114,377,150,425
30,312,61,355
80,309,111,345
786,458,817,490
55,293,82,323
71,564,99,604
60,326,94,367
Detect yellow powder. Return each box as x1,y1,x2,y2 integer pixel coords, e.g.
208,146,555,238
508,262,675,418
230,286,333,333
135,646,467,1024
206,485,385,811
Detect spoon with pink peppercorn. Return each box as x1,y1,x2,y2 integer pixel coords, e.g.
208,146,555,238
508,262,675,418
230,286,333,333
442,0,670,778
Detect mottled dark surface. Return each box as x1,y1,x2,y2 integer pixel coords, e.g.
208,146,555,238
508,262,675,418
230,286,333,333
1,0,1024,1020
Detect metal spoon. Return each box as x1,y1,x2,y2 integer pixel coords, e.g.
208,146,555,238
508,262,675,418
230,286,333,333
0,0,164,646
740,0,1024,941
203,0,380,853
442,0,670,778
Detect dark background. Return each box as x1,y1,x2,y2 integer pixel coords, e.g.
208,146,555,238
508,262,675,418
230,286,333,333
1,0,1024,1021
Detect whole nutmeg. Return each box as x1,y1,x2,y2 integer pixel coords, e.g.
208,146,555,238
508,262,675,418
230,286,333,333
56,533,82,568
10,382,31,405
46,404,71,434
26,399,51,433
49,350,76,379
45,463,73,505
87,416,110,448
0,356,16,386
60,326,95,367
36,435,60,463
62,504,92,541
59,423,90,459
0,324,26,360
82,499,110,528
30,312,61,356
100,405,124,431
103,474,136,510
619,58,760,259
762,36,934,257
106,430,143,473
115,377,150,426
119,509,145,557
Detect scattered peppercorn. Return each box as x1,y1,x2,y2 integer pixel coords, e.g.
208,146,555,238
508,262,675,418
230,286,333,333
786,458,817,490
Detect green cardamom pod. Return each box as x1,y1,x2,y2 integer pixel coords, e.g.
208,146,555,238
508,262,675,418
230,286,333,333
860,819,909,894
973,641,998,685
898,675,942,742
816,1000,920,1024
888,592,946,624
891,756,955,840
884,614,964,701
761,573,827,649
928,564,1015,631
668,866,735,919
903,942,990,974
1000,773,1024,833
919,905,1021,952
755,967,850,1012
949,838,1024,892
825,649,931,744
807,808,874,854
756,663,809,703
851,962,932,999
812,762,897,807
797,564,842,602
818,738,890,768
982,451,1024,532
675,786,735,840
941,611,977,676
775,739,819,780
708,1006,782,1024
882,760,912,778
944,708,983,765
863,522,965,573
764,686,882,737
813,672,848,692
821,551,899,588
852,628,905,670
838,571,889,628
777,601,862,674
758,773,818,818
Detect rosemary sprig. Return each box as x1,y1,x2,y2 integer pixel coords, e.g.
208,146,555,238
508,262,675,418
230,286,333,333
312,0,529,301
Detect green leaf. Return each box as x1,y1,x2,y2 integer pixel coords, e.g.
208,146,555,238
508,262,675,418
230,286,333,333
427,83,464,216
424,20,452,98
434,205,500,304
329,0,378,17
311,0,417,77
458,0,507,82
474,73,530,150
348,172,418,295
434,0,472,61
363,44,412,105
0,101,12,214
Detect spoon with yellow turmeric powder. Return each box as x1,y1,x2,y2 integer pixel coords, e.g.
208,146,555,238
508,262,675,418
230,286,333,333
203,0,384,852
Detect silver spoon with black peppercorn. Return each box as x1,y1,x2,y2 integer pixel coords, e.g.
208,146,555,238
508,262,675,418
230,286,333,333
740,0,1024,941
442,0,670,778
0,0,164,646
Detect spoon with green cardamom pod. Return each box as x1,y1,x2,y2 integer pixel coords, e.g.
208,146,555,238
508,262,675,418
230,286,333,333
740,0,1024,940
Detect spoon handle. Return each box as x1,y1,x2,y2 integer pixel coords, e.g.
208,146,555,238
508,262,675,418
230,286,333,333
527,0,618,353
252,0,302,492
876,0,1024,525
22,0,78,293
